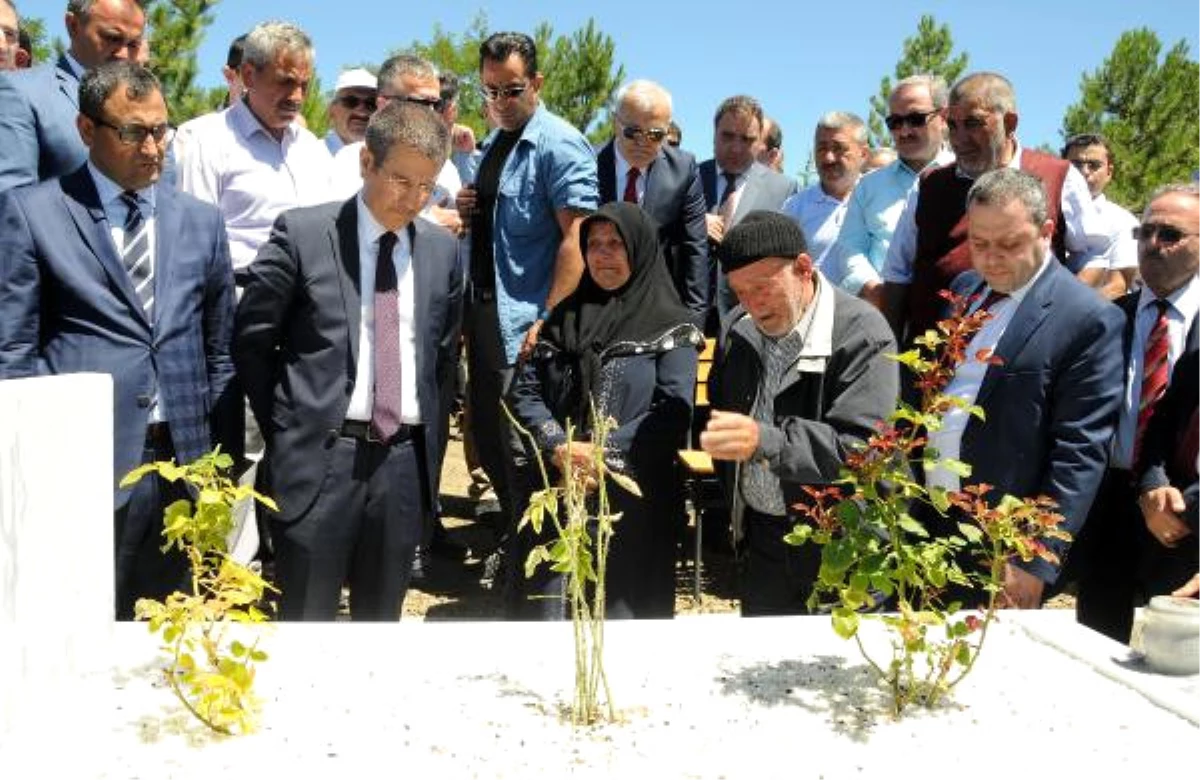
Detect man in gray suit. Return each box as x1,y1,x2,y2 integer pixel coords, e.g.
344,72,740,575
698,95,797,323
0,0,146,193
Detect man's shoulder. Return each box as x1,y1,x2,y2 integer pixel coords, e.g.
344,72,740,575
530,105,590,147
1040,262,1123,324
830,284,893,341
0,60,59,94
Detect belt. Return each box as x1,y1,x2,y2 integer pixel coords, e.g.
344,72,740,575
341,419,416,445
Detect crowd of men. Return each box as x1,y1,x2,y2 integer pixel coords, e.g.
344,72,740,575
0,1,1195,637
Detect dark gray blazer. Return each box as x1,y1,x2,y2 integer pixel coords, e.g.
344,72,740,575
598,140,709,326
0,55,86,193
698,159,797,225
234,198,463,521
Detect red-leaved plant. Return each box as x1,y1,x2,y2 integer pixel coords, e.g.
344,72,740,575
785,290,1070,714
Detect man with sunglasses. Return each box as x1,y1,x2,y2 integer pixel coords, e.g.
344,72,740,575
1062,133,1139,298
880,71,1110,345
325,67,377,156
1072,182,1199,643
454,32,597,605
0,0,146,193
596,79,708,327
0,62,241,618
824,75,952,307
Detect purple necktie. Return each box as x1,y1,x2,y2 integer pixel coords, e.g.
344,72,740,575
370,231,402,442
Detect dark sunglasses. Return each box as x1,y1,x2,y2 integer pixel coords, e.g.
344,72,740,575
884,110,938,131
478,83,528,102
1133,223,1198,245
621,125,669,143
336,94,377,112
379,93,445,112
87,114,170,146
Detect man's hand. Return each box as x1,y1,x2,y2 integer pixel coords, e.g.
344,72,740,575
455,183,477,221
552,440,597,491
1000,563,1044,609
1139,486,1192,548
427,204,464,236
859,279,884,309
699,410,760,462
705,213,726,244
518,319,543,363
451,123,477,154
1171,573,1200,598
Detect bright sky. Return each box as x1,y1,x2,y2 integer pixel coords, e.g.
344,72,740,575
37,0,1200,177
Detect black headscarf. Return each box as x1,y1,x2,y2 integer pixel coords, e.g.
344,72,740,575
539,201,694,427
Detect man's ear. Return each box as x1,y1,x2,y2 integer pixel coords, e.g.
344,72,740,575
76,113,95,149
1003,111,1018,137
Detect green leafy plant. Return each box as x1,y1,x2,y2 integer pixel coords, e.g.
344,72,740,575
120,449,277,735
506,403,638,725
785,292,1070,714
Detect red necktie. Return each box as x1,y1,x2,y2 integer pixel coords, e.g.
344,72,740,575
370,231,402,442
623,167,641,203
979,289,1008,312
1134,300,1170,464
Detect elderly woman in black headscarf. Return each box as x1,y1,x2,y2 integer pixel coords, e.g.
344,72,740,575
507,201,703,619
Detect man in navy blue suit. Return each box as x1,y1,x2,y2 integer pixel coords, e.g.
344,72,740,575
0,0,146,193
0,61,241,618
234,101,463,621
922,168,1124,608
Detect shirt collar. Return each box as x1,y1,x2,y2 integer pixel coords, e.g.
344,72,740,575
229,96,298,144
87,161,156,212
356,194,411,256
1137,274,1200,316
896,147,955,178
63,52,86,80
614,143,653,180
981,248,1053,308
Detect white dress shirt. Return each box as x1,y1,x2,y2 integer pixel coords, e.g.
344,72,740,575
89,162,163,422
344,196,421,425
175,98,333,271
1110,276,1199,470
925,252,1054,491
614,145,647,203
1086,193,1139,272
714,166,744,215
882,144,1111,284
781,183,848,267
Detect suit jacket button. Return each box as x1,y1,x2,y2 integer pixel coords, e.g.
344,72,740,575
325,430,338,448
136,394,152,408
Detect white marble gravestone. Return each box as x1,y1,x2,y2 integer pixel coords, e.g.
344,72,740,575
0,373,114,735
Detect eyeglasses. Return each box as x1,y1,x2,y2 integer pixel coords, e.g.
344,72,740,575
478,83,529,102
1069,159,1105,173
380,173,435,198
87,115,170,146
1133,223,1198,245
378,93,445,112
336,95,377,112
884,110,939,131
620,124,669,144
946,116,990,132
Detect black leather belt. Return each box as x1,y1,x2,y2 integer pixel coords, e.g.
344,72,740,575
341,420,415,445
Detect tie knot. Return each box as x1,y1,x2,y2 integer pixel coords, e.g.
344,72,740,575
1153,298,1170,315
379,230,397,253
723,172,738,189
120,190,141,211
979,289,1008,312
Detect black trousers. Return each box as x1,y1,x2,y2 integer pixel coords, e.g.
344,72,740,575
740,508,822,617
270,430,425,621
113,426,190,620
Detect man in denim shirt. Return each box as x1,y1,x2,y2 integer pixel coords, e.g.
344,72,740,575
456,32,598,585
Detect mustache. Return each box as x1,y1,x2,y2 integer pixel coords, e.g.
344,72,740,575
276,100,301,112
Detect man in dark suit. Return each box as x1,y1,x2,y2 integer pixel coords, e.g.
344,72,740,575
597,79,708,327
1073,182,1199,641
0,0,146,193
0,62,241,618
921,168,1123,608
235,101,462,621
698,95,797,322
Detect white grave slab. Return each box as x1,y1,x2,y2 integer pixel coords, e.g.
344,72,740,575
0,373,114,735
0,614,1194,777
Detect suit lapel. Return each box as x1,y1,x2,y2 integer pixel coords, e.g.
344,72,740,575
732,164,766,223
597,142,616,203
60,167,151,331
975,263,1059,408
332,199,362,371
56,55,80,109
151,186,181,338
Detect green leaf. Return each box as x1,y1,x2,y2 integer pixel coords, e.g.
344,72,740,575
831,607,860,639
606,469,642,498
784,524,813,546
928,485,952,513
897,514,929,537
524,546,550,579
957,523,984,543
939,458,973,478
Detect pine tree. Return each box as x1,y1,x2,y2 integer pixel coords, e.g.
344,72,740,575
144,0,220,124
1062,28,1199,212
867,15,968,148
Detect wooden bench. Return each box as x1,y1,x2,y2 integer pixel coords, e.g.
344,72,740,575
677,338,725,601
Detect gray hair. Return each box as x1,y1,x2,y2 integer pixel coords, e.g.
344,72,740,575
613,79,673,118
1145,182,1200,215
950,72,1016,115
79,60,159,118
816,111,867,145
966,168,1048,226
364,100,449,170
893,74,949,110
377,53,438,93
240,20,313,70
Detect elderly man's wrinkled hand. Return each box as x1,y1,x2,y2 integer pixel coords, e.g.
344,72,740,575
700,410,760,462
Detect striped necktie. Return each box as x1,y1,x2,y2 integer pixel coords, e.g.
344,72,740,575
1134,299,1171,465
120,191,153,320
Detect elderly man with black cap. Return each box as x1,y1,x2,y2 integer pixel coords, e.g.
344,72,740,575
701,209,899,616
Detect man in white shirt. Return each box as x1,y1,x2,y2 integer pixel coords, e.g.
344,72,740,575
324,67,376,156
175,20,332,278
782,111,869,271
825,75,953,306
1062,132,1140,298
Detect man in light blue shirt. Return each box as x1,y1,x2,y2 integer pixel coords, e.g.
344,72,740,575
824,75,952,306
